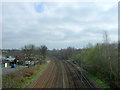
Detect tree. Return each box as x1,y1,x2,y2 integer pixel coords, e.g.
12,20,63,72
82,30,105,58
103,31,109,45
40,45,48,58
22,44,35,60
65,47,76,60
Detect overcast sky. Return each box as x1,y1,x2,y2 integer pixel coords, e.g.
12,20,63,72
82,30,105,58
2,1,118,49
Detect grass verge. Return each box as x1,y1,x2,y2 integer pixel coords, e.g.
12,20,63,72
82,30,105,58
2,62,49,88
84,69,110,88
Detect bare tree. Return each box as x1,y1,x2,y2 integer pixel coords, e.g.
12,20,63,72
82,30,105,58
103,31,109,45
40,45,48,58
22,44,35,59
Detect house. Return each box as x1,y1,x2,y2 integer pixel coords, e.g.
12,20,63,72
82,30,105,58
15,56,26,65
6,56,15,62
2,60,10,67
2,55,15,67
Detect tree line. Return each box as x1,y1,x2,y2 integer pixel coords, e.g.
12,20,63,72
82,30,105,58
48,31,119,88
21,44,48,60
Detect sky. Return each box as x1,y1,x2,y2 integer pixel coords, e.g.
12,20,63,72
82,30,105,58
1,1,118,49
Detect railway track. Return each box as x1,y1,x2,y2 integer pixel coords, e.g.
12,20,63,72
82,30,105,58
28,59,99,88
65,60,95,88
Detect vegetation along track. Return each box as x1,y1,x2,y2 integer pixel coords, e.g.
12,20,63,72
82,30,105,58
28,59,99,88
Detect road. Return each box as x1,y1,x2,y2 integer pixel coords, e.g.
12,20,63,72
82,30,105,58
28,59,101,88
2,65,27,75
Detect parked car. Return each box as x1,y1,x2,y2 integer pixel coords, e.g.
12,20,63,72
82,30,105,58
11,64,16,68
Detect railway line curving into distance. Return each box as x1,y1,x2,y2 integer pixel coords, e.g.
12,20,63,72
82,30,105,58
28,59,101,88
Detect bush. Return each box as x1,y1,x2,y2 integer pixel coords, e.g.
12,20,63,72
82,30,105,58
71,43,119,88
2,62,48,88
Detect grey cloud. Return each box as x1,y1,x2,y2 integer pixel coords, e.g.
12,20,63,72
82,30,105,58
2,2,118,49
